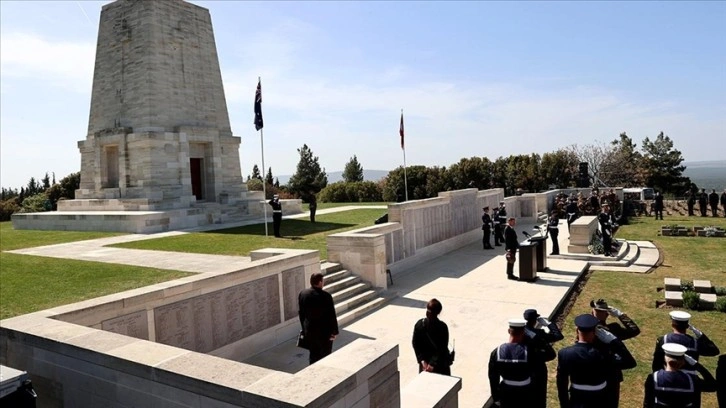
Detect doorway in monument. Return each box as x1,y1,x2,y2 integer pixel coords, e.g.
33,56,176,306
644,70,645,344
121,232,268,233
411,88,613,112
190,158,204,200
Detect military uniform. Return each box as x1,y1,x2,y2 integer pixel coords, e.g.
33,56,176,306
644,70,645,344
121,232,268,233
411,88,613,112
504,222,519,280
482,208,493,249
495,203,507,246
566,200,579,231
598,208,613,256
269,196,283,237
488,319,555,408
523,310,563,408
548,213,560,255
556,314,636,408
644,343,718,408
698,190,708,216
709,190,719,217
686,191,695,216
654,193,664,220
651,311,720,373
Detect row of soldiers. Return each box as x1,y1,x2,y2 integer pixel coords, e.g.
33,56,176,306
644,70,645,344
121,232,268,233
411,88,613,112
488,299,722,407
553,189,621,220
686,188,726,217
481,201,509,250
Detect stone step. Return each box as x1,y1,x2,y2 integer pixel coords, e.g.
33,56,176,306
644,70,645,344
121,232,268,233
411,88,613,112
320,261,344,275
323,270,351,285
334,289,378,315
331,282,369,303
326,276,362,294
338,296,390,327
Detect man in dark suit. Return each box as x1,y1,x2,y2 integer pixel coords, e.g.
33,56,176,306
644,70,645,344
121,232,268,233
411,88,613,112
482,207,493,249
699,188,708,216
505,217,520,280
298,272,339,364
709,189,719,217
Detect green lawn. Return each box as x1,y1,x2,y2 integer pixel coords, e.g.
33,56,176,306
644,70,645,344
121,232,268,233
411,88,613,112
546,215,726,408
111,208,388,259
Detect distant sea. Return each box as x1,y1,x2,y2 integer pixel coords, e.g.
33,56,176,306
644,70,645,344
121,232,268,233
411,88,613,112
683,160,726,191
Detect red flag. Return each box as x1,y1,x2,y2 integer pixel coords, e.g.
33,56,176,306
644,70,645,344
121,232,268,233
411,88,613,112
399,111,404,149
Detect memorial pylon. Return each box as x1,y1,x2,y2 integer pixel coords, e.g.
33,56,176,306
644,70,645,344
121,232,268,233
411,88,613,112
12,0,291,233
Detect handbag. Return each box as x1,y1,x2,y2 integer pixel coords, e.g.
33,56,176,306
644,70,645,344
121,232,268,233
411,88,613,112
296,330,309,350
421,318,455,366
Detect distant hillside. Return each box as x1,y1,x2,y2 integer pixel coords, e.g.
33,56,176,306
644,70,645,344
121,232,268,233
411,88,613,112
276,169,389,186
683,160,726,191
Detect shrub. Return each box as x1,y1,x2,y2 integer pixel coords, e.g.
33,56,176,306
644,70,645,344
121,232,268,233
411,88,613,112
680,280,694,292
715,297,726,313
0,198,21,221
681,290,700,311
19,193,50,213
714,286,726,296
318,181,382,203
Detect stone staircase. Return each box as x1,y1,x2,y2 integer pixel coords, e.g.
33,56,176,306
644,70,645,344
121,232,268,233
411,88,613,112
320,262,394,326
553,239,660,273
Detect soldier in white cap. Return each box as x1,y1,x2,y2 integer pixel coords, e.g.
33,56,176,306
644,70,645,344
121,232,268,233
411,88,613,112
651,311,720,373
556,314,636,408
488,318,554,407
268,194,283,237
643,343,717,408
493,201,507,246
523,309,563,408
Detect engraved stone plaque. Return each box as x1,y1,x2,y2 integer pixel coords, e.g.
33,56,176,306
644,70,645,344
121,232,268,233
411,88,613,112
102,310,149,340
282,266,305,321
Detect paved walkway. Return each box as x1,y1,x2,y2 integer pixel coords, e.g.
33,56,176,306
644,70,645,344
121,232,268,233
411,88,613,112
9,210,589,408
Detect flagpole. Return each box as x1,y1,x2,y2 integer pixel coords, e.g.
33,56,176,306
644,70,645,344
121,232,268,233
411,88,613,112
260,127,268,237
256,76,268,237
401,109,408,202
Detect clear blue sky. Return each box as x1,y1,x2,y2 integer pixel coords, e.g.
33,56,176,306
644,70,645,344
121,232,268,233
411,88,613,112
1,1,724,189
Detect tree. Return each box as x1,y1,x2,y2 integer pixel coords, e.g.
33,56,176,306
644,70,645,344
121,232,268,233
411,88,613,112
288,144,328,198
251,165,262,180
641,131,689,195
41,172,51,190
599,132,649,187
540,149,579,188
567,142,611,188
46,172,80,210
265,167,274,186
342,155,364,183
381,165,434,202
274,177,280,188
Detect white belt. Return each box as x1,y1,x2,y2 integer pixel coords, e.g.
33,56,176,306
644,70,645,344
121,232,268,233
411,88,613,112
502,377,531,386
572,381,606,391
549,226,558,229
273,210,282,213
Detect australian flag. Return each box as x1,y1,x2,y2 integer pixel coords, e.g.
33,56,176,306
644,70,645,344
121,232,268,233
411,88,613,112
254,78,263,131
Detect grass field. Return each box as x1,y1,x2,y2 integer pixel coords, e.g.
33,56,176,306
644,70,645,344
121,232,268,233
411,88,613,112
546,215,726,408
110,208,388,259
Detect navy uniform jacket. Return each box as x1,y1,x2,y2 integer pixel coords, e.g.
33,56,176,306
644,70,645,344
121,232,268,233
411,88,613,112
643,364,717,408
488,341,555,405
651,332,720,372
268,198,282,212
504,225,519,252
556,340,636,408
482,213,492,230
497,207,508,225
548,215,559,232
298,287,338,341
598,212,612,236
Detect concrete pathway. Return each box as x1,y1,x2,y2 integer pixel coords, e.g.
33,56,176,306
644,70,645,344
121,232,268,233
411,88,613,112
8,213,594,408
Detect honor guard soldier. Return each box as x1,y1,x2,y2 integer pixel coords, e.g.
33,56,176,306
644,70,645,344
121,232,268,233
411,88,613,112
591,298,640,407
651,311,720,373
494,201,507,246
548,210,560,255
644,343,718,408
566,198,579,231
598,203,614,256
482,207,493,249
488,319,554,407
268,194,283,237
523,309,563,408
556,314,636,408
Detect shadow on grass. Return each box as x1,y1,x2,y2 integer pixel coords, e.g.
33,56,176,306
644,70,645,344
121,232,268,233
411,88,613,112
201,219,356,237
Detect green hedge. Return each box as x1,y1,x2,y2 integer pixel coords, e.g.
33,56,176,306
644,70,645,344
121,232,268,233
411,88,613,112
318,181,382,203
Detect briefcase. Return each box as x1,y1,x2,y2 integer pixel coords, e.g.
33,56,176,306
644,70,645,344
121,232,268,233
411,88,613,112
296,330,309,350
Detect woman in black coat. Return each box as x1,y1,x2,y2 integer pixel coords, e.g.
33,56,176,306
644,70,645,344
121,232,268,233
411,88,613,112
412,298,452,375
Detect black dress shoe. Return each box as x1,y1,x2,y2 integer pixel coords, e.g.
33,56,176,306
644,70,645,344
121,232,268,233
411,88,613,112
507,275,518,280
550,252,559,255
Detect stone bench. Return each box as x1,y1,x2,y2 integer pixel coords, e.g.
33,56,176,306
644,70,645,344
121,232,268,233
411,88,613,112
693,280,712,294
664,278,681,291
568,216,598,254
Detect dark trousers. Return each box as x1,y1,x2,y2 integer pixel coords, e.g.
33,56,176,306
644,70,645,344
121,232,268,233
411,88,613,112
700,203,707,216
308,337,333,365
483,227,492,249
603,232,612,256
688,202,695,216
272,213,282,237
494,224,502,245
654,208,663,220
711,204,718,217
550,229,560,254
309,206,316,222
506,251,516,276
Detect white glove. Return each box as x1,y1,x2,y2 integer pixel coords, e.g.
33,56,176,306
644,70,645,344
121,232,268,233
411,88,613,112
536,316,551,327
596,327,617,344
608,307,623,318
524,328,537,339
684,354,697,367
689,324,703,339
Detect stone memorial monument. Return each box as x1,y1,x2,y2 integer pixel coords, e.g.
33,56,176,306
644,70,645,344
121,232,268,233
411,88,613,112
12,0,299,233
